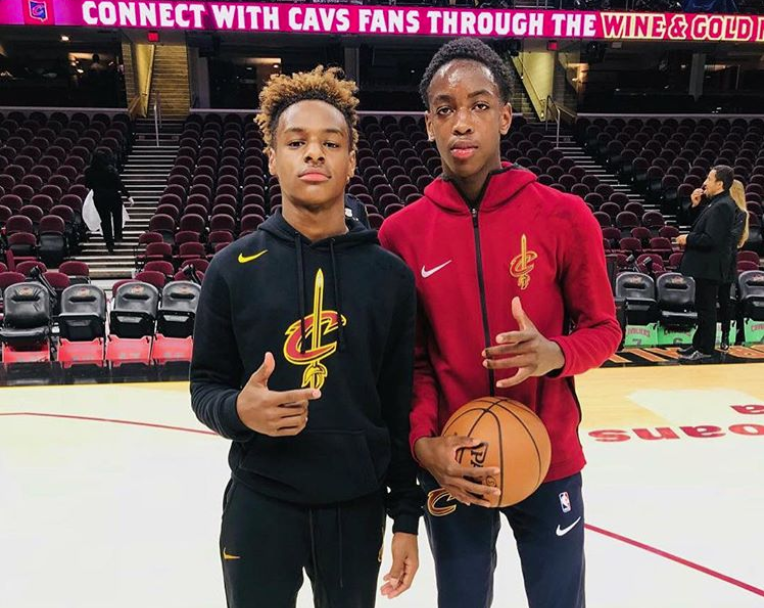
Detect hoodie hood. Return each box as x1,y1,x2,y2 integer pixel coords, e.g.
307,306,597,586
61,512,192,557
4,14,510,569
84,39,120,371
259,209,379,249
424,162,537,214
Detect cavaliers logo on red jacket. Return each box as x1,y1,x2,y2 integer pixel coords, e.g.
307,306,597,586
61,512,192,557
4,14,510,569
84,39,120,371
509,234,538,290
283,269,347,390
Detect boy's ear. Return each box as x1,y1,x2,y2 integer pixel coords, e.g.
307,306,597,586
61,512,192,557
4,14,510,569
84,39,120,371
500,103,512,136
267,146,277,178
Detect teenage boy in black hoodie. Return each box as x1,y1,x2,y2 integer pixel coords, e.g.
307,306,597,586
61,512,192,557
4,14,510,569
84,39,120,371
190,67,420,607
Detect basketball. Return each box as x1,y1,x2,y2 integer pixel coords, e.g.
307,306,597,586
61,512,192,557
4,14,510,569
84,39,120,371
441,397,552,508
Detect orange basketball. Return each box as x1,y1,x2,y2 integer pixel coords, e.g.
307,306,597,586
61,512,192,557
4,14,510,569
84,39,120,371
441,397,552,508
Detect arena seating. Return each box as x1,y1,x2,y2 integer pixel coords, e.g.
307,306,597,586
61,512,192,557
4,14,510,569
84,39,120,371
575,116,764,255
144,112,639,264
0,110,132,275
3,109,764,361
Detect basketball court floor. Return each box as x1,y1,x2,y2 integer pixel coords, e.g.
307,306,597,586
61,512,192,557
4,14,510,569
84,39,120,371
1,362,763,607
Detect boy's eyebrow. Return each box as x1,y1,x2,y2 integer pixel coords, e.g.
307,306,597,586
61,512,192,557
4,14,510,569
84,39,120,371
282,127,345,136
431,89,494,104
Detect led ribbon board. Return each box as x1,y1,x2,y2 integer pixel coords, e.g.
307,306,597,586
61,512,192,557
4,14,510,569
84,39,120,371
2,1,763,43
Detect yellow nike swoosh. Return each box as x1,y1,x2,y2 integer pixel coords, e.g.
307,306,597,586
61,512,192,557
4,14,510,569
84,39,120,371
222,548,241,561
238,250,267,264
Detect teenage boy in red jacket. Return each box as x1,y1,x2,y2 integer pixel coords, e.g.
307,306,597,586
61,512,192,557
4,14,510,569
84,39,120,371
379,38,622,608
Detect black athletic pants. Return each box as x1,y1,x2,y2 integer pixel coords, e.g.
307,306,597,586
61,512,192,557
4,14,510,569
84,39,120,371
717,282,733,340
220,479,386,608
420,470,585,608
692,278,719,355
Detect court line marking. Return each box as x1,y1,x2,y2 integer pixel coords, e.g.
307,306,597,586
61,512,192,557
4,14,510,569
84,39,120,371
2,411,763,598
0,412,217,436
585,524,764,597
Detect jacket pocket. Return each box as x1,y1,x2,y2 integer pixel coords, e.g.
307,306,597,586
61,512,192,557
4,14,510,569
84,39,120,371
239,429,381,504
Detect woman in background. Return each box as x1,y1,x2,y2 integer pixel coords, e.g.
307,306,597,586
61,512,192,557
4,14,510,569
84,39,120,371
718,180,750,350
84,150,133,254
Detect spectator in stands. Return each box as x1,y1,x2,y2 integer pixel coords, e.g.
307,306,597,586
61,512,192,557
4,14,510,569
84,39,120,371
717,179,750,350
379,38,621,608
676,165,736,361
84,150,133,254
190,66,420,608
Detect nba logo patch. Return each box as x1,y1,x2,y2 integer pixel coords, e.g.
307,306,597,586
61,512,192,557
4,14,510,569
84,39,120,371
559,491,571,513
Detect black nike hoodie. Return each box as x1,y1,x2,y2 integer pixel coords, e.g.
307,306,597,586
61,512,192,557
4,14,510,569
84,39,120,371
190,212,421,534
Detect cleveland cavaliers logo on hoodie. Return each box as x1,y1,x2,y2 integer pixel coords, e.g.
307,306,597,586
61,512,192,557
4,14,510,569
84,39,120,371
283,269,347,390
509,234,538,290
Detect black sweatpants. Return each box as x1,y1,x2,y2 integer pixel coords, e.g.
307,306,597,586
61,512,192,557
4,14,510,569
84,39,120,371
96,201,122,249
420,470,585,608
220,480,386,608
692,278,719,355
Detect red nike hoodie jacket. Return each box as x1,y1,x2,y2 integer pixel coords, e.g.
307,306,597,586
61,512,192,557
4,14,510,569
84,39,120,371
379,164,622,482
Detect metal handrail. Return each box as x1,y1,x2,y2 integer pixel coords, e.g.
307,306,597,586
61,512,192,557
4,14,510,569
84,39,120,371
557,104,577,123
143,45,156,118
544,96,561,148
511,55,546,121
154,90,162,147
127,95,142,120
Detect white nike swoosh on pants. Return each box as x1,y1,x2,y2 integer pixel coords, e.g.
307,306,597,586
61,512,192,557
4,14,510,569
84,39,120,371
421,260,452,278
556,517,582,537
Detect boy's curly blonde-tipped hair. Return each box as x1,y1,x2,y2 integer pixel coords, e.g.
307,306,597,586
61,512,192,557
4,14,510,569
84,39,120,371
255,65,359,149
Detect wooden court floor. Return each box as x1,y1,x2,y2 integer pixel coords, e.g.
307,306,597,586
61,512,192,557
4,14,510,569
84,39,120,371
1,363,762,607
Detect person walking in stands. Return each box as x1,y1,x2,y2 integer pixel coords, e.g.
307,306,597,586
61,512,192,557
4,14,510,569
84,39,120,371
380,38,621,608
84,150,133,254
190,66,420,608
676,165,737,361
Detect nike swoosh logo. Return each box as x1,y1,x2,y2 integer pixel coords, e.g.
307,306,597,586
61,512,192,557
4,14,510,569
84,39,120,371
238,250,267,264
556,517,582,537
421,260,452,278
222,548,240,560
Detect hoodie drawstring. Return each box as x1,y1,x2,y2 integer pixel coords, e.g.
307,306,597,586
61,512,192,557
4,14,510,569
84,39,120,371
329,239,346,353
296,234,307,354
296,232,346,356
337,504,344,589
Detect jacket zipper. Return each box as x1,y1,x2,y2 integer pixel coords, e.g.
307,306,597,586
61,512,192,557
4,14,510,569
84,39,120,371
471,207,495,397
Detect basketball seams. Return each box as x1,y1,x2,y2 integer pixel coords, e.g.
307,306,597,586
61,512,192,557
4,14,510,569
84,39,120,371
480,409,504,508
488,401,544,491
442,398,549,507
463,407,492,467
442,406,490,465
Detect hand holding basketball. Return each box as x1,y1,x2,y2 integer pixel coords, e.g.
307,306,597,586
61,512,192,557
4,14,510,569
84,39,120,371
414,436,501,507
441,398,552,508
236,352,321,437
483,297,565,389
380,532,419,599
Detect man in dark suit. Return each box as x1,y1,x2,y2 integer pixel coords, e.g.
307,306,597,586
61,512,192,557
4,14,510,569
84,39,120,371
676,165,736,362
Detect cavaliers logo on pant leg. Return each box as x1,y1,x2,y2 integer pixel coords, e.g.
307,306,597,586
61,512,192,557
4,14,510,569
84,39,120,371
427,488,459,517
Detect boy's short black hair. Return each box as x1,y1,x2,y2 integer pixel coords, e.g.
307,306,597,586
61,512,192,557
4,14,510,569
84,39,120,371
419,38,513,109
